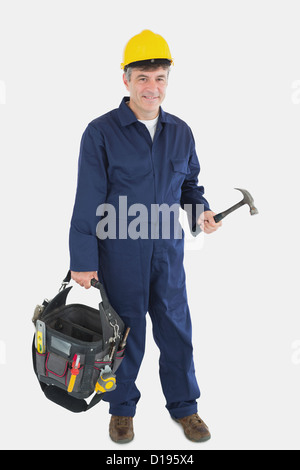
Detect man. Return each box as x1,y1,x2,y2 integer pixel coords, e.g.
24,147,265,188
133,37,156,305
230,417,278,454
69,29,221,443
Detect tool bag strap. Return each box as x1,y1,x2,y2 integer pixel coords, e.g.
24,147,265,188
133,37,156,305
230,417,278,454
61,270,110,310
62,271,125,349
43,382,104,413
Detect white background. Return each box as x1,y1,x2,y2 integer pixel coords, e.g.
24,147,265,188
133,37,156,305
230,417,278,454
0,0,299,451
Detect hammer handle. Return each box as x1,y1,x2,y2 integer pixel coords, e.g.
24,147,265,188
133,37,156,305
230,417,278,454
213,200,245,223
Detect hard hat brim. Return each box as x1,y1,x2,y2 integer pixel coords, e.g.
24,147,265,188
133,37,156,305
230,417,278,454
121,58,173,71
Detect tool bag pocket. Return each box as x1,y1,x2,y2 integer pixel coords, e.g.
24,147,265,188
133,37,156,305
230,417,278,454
45,352,70,386
112,348,125,373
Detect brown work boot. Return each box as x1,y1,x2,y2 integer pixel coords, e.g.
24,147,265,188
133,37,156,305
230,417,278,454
174,413,211,442
109,415,134,444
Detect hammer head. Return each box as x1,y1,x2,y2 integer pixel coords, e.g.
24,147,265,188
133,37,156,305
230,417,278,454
235,188,258,215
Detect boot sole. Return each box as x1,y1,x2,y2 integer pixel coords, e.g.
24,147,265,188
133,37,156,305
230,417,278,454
173,418,211,443
109,433,134,444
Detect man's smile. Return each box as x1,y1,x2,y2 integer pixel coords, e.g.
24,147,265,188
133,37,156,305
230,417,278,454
142,95,159,101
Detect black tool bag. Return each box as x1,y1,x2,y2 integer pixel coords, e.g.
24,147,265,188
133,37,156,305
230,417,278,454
32,271,127,413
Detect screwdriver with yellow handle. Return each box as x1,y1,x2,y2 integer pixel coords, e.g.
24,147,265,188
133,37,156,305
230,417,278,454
35,320,46,354
68,354,81,393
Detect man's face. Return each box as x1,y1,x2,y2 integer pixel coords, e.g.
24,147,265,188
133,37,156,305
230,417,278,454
123,67,169,120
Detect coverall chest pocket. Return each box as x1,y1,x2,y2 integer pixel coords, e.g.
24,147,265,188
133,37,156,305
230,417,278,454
170,159,190,200
109,157,152,182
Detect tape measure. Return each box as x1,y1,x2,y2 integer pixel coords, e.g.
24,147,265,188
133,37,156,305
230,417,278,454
95,367,116,394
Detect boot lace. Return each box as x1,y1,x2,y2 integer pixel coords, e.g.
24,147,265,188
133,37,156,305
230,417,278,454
116,416,130,427
188,414,203,429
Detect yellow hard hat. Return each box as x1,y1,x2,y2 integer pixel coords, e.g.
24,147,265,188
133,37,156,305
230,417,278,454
121,29,173,70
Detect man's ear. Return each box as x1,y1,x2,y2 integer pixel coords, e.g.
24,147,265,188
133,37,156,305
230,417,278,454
123,73,129,91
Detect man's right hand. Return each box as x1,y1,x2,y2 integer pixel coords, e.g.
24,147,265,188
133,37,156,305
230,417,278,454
71,271,98,289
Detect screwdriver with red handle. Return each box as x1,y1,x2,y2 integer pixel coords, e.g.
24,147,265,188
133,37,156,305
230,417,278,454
68,354,81,393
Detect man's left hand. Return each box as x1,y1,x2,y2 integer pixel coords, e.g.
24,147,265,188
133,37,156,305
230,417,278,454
197,210,222,234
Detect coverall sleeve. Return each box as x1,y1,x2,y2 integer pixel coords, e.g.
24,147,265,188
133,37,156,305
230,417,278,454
180,128,211,234
69,124,108,272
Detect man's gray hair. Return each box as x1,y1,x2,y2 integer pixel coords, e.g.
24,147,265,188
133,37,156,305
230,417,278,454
124,64,171,82
124,66,134,82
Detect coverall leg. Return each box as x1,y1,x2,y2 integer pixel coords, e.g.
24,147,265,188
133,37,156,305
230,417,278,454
97,230,200,419
148,236,200,419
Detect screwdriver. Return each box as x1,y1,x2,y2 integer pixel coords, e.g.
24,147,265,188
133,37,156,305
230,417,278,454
67,354,81,393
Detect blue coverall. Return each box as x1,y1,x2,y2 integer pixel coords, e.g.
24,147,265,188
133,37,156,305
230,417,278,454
69,97,210,419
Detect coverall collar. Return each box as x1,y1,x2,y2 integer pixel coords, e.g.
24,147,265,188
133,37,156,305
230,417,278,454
118,96,175,127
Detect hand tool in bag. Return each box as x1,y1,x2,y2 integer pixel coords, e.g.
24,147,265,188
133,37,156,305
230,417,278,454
119,327,131,349
32,303,47,324
213,188,258,223
67,354,81,393
35,320,46,354
95,365,117,394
